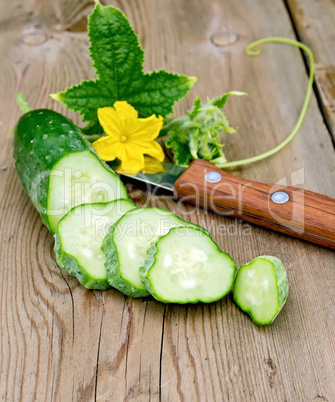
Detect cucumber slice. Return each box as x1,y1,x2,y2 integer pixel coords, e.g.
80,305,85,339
14,109,127,233
233,256,289,325
54,199,136,289
102,208,208,297
48,150,127,232
140,226,237,303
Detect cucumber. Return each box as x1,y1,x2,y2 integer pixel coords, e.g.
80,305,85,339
233,256,289,325
102,208,208,297
140,226,237,303
14,109,128,233
54,199,136,289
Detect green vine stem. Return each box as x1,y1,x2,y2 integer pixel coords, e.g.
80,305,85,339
221,37,314,168
16,93,31,114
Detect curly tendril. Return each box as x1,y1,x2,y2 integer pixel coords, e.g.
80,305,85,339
221,37,315,168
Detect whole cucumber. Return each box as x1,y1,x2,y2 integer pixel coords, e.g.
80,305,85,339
14,109,127,233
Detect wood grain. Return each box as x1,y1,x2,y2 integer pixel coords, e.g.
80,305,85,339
285,0,335,141
0,0,335,401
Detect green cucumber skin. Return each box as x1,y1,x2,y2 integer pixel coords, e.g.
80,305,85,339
54,229,110,290
14,110,87,229
262,255,289,313
139,242,158,297
101,212,150,298
102,208,209,298
140,227,237,304
13,109,127,233
54,199,137,290
233,255,289,326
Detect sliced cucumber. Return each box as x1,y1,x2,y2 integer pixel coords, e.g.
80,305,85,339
102,208,208,297
233,256,289,325
140,226,237,303
48,150,127,232
54,199,136,289
14,109,128,233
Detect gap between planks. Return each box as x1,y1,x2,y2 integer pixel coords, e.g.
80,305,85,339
282,0,335,149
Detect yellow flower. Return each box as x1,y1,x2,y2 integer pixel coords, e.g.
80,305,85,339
92,101,164,172
142,157,166,174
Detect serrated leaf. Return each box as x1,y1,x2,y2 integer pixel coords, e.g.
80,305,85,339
212,91,247,109
50,1,196,129
165,94,242,167
125,71,197,117
187,96,202,119
88,2,144,96
165,132,193,166
51,80,112,123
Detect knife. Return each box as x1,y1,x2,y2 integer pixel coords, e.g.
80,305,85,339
116,159,335,249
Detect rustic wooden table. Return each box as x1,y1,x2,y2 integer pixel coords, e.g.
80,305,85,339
1,0,334,401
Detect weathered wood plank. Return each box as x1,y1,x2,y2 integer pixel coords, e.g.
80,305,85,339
286,0,335,141
0,0,334,401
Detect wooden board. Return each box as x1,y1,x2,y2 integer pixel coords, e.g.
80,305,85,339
286,0,335,141
0,0,335,400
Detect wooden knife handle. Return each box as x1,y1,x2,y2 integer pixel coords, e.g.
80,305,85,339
173,159,335,249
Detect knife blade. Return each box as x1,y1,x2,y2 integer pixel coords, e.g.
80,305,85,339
116,162,186,192
116,159,335,249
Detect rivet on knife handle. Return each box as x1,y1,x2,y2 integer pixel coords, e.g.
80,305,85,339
173,159,335,249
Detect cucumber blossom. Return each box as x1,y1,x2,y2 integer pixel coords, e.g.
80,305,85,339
14,109,127,233
233,256,289,325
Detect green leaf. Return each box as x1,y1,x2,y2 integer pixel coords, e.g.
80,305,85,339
88,2,144,97
126,71,197,117
51,80,112,123
212,91,247,109
165,131,193,166
187,96,202,119
50,1,196,129
81,119,103,136
165,95,241,167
